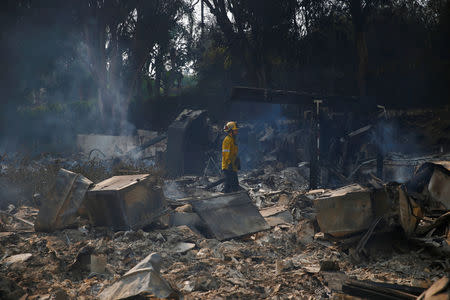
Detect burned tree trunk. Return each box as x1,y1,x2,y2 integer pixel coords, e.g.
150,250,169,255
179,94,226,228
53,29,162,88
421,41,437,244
355,29,368,97
348,0,369,97
154,44,165,99
80,1,109,130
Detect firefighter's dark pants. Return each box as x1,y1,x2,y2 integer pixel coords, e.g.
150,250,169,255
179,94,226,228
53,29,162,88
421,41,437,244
223,169,239,193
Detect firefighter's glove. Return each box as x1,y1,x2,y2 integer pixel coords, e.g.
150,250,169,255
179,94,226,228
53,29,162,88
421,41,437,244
236,157,241,170
226,163,233,171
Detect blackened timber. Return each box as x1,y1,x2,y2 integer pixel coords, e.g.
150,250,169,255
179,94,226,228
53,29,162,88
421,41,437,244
205,177,226,190
230,86,380,190
342,279,424,299
354,216,383,260
126,134,167,156
0,211,34,227
230,86,362,110
309,100,320,189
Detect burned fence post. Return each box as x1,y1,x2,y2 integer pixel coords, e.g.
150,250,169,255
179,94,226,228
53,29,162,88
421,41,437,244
310,99,323,190
375,122,384,180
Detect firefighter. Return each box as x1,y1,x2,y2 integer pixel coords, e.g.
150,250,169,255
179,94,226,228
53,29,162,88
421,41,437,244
222,121,240,193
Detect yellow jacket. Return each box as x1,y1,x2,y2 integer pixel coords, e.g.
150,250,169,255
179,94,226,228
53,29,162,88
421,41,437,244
222,134,238,171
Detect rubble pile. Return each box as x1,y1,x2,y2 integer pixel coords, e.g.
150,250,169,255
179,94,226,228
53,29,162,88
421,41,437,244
0,150,163,207
0,204,447,299
0,153,449,299
1,108,449,299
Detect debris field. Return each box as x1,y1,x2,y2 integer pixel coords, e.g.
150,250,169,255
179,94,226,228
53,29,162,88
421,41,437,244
0,108,449,299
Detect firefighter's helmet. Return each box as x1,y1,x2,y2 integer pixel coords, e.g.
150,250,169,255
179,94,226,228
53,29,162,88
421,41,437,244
223,121,238,132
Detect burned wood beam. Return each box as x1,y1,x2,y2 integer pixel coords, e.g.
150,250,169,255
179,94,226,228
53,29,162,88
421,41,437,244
347,124,372,138
415,212,450,236
0,211,34,227
204,177,226,190
230,86,319,105
351,216,383,262
126,134,167,156
230,86,362,110
342,279,424,300
355,216,382,254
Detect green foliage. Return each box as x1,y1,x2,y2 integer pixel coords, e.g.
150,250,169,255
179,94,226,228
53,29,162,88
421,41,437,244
68,100,97,115
198,0,450,106
180,74,198,88
1,0,449,149
18,103,64,118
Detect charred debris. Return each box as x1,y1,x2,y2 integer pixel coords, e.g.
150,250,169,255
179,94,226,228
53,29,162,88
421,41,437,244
0,101,449,299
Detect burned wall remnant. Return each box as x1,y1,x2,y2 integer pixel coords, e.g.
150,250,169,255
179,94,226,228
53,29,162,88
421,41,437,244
77,134,139,158
166,109,209,177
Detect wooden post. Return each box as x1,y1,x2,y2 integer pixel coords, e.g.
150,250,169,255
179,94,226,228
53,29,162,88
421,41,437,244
310,99,322,189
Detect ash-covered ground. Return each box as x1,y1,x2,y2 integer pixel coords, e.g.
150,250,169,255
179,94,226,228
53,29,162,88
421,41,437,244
0,108,449,299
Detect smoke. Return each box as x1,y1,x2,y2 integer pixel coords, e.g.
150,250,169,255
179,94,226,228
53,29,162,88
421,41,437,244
228,102,285,124
0,12,138,156
371,119,434,183
0,177,30,210
224,102,292,170
163,180,186,200
373,120,425,156
384,164,415,183
76,40,137,137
